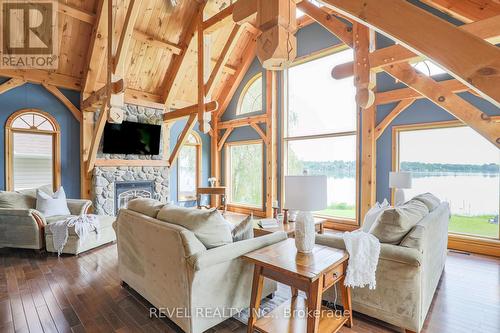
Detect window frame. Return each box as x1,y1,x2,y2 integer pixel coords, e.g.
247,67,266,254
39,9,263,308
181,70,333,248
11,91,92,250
177,131,202,202
225,139,265,213
5,109,61,192
281,45,360,226
392,120,500,241
236,73,263,116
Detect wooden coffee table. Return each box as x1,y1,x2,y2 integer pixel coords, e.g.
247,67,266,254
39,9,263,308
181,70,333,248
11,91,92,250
243,239,352,333
253,218,326,237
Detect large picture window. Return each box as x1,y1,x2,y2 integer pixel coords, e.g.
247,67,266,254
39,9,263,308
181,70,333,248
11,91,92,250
177,132,201,201
284,48,357,221
5,109,61,191
226,141,264,208
395,122,499,239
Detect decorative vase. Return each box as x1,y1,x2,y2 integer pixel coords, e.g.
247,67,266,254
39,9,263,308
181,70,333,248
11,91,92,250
294,211,315,254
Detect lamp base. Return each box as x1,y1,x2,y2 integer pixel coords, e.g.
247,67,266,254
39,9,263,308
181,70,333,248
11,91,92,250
294,211,315,254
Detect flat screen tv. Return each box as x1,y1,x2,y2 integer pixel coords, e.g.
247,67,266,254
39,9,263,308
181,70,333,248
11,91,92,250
103,121,161,155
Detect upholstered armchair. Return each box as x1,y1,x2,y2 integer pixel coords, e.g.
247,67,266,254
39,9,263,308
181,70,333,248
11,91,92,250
0,190,91,250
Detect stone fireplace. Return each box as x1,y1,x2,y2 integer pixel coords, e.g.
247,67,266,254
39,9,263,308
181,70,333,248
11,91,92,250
92,104,170,216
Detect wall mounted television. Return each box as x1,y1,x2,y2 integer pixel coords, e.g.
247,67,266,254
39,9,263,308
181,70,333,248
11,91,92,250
103,121,161,155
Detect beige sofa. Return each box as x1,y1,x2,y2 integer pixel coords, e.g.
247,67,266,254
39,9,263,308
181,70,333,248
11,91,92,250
115,202,287,333
0,187,91,250
318,200,450,333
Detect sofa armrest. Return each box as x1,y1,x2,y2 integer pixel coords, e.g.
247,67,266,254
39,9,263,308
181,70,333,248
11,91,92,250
66,199,92,216
188,231,288,271
0,208,46,226
316,233,422,267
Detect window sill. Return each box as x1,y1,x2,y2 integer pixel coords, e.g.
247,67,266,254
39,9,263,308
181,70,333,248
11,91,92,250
227,204,266,217
448,234,500,257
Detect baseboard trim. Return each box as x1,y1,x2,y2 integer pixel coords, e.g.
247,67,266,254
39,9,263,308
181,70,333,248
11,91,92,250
448,234,500,257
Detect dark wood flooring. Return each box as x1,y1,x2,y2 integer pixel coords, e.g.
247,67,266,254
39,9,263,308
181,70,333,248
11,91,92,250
0,244,499,333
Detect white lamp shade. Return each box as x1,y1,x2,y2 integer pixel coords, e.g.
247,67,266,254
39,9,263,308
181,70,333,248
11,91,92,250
389,171,412,189
285,175,327,211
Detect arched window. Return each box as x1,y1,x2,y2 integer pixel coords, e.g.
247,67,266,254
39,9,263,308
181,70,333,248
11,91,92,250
5,109,61,192
178,132,202,201
237,73,263,115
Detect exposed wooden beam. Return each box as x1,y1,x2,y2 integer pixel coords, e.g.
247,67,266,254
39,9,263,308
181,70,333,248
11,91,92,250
322,0,500,107
332,15,500,80
250,123,268,143
81,79,125,111
58,3,95,24
265,70,278,217
384,63,500,147
197,9,207,133
375,79,469,105
205,24,243,97
81,0,107,99
163,101,218,122
297,1,353,47
217,127,234,151
0,78,25,95
114,0,143,75
42,83,82,122
124,89,164,109
169,114,197,165
203,3,235,33
161,2,206,107
0,69,81,91
132,30,183,55
421,0,500,23
86,107,109,173
218,114,267,129
375,99,416,139
216,34,258,119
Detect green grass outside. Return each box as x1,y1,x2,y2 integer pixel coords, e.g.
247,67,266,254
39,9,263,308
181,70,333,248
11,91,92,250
449,214,498,238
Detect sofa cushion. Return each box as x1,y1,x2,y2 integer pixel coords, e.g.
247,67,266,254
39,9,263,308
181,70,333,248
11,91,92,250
412,193,440,212
231,216,254,242
0,191,35,209
369,199,429,244
18,185,54,200
362,199,390,232
36,187,71,217
126,198,165,218
157,206,233,248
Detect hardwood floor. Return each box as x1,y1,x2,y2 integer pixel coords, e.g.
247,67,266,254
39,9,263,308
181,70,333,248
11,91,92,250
0,245,498,333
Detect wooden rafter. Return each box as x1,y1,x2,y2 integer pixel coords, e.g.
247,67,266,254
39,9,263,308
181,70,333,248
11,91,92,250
81,0,107,99
42,83,82,122
86,107,109,173
0,78,25,95
218,114,267,129
161,2,206,106
321,0,500,107
58,3,95,24
375,79,468,105
169,114,197,165
384,63,500,147
0,69,80,91
332,15,500,80
163,101,218,123
114,0,143,75
375,99,416,139
216,33,258,119
203,3,235,33
421,0,500,23
297,1,353,47
205,24,243,97
132,30,182,55
81,80,125,111
217,127,234,151
197,9,207,133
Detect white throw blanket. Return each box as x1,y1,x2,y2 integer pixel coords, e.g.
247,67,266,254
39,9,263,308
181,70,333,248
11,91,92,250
49,215,100,256
342,230,380,290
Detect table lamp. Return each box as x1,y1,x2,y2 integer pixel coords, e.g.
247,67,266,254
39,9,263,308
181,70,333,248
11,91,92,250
285,175,327,254
389,171,412,206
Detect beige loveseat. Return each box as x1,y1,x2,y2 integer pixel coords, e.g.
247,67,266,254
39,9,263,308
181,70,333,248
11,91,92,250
0,187,92,250
318,197,450,333
115,200,287,333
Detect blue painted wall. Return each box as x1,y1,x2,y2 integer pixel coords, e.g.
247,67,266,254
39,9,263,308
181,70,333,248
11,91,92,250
169,119,211,206
0,78,81,198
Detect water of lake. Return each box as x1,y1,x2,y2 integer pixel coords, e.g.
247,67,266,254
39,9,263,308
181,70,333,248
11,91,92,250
326,173,499,216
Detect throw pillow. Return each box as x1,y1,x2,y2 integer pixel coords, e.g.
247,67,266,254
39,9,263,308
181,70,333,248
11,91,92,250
157,206,233,248
232,216,254,242
412,193,441,212
361,199,390,232
0,191,35,209
126,198,165,218
36,187,71,217
369,199,429,244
